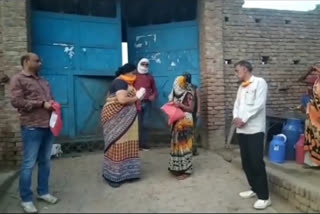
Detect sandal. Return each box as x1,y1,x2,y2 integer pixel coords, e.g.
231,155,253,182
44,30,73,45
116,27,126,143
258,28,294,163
103,175,121,188
107,180,121,188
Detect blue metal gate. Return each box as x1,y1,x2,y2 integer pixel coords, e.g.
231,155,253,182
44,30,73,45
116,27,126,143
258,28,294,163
31,3,122,141
127,21,200,130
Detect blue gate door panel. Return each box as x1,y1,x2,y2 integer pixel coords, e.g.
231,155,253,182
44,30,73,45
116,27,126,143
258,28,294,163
33,44,76,71
129,22,198,52
78,20,120,48
41,74,70,137
76,19,121,76
135,50,200,77
78,48,120,75
32,15,76,45
74,76,113,136
32,7,122,140
41,75,69,105
128,21,200,130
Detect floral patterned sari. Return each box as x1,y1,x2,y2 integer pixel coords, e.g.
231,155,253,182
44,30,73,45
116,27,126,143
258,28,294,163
168,76,194,175
305,77,320,167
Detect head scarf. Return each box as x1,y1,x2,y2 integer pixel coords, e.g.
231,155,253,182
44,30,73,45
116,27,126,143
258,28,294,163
137,58,149,74
168,76,193,102
116,63,137,85
119,75,136,86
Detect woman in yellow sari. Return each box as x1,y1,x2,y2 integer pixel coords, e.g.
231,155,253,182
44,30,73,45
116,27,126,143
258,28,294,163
305,65,320,167
101,63,145,188
168,75,195,180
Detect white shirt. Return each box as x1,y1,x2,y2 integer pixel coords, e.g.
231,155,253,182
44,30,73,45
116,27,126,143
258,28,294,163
233,75,268,134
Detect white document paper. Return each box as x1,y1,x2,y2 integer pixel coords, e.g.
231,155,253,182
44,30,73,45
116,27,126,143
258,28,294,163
50,112,58,128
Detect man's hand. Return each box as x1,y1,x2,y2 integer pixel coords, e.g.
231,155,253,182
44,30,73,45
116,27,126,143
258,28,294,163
233,118,240,128
196,111,200,118
238,120,245,128
43,101,53,110
233,117,245,128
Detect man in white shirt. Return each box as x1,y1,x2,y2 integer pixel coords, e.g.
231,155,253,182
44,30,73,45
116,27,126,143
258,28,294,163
233,60,271,210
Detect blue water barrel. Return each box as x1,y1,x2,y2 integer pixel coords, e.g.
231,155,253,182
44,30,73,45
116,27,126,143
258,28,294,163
269,134,287,164
282,119,304,160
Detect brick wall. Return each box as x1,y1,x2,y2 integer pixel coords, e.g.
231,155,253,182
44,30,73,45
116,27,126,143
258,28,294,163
269,171,320,213
223,0,320,131
198,0,226,149
0,0,28,168
199,0,320,148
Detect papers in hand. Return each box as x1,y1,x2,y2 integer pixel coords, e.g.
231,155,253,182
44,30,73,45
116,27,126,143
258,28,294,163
50,112,58,128
136,87,146,100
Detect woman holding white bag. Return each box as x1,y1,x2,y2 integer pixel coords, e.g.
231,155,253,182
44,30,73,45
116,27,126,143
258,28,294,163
101,63,146,188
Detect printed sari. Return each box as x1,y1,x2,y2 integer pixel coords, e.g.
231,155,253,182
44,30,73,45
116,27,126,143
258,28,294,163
168,76,194,175
305,77,320,167
101,84,140,183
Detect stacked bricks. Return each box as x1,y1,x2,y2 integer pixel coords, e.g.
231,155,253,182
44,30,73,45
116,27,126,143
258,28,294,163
0,0,28,168
198,0,320,147
198,0,227,149
269,172,320,213
222,0,320,134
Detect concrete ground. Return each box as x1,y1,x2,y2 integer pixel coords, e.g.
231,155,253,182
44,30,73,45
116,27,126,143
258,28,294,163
0,170,19,187
0,169,19,203
0,148,300,213
224,146,320,186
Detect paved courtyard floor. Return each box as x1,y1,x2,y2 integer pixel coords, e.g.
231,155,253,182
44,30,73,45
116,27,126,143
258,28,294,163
0,148,300,213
